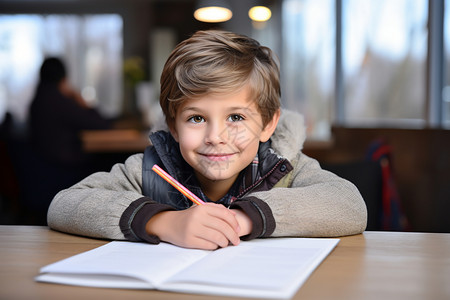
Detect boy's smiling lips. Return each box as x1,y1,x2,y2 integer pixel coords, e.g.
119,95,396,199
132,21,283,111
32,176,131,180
198,152,236,161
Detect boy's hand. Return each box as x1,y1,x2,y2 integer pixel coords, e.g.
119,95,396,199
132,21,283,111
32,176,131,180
232,208,253,237
146,203,241,250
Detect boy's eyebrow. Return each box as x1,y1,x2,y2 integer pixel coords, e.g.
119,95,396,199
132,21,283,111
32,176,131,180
179,106,204,114
180,105,257,113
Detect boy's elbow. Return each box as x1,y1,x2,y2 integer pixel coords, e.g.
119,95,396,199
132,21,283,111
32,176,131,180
326,204,367,237
347,208,368,235
343,186,368,235
324,179,368,236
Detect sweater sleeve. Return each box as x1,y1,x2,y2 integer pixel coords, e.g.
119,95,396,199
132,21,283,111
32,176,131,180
229,197,276,240
119,197,175,243
47,153,147,240
247,153,368,238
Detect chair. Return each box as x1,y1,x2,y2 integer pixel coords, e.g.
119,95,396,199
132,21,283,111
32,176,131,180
322,160,383,231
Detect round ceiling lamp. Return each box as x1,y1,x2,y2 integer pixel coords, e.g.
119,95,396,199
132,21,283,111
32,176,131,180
248,6,272,22
194,0,233,23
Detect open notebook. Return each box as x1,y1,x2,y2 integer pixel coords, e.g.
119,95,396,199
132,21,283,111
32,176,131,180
36,238,339,299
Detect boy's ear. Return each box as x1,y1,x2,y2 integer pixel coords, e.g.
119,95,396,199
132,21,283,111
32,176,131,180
259,109,280,143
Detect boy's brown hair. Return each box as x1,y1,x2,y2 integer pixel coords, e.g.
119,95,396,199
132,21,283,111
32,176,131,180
159,30,281,128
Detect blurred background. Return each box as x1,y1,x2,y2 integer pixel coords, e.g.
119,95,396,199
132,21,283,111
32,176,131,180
0,0,449,232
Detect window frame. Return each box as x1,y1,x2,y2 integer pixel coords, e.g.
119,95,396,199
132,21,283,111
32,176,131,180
333,0,446,129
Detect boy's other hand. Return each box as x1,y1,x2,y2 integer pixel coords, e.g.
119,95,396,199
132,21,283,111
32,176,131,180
146,203,241,250
232,208,253,237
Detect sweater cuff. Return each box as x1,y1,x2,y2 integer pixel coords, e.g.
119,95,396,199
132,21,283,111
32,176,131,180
120,197,175,244
230,196,275,240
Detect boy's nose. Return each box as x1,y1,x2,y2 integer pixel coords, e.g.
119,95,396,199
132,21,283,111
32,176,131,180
204,122,227,145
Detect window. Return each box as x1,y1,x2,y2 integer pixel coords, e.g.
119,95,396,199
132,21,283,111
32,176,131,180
342,0,428,127
0,14,123,124
281,0,335,140
277,0,447,139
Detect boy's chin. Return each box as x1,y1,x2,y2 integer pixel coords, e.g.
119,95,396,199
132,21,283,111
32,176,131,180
195,169,236,183
199,173,231,182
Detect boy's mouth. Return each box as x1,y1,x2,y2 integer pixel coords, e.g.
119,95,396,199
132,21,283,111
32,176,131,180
199,153,235,161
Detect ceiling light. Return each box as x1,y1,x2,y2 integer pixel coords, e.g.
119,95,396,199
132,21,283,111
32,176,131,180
194,0,233,23
248,6,272,22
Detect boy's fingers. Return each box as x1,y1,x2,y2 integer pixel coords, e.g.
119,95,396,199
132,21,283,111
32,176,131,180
203,203,240,233
183,204,240,248
196,227,237,248
191,237,223,250
196,229,230,248
202,218,240,246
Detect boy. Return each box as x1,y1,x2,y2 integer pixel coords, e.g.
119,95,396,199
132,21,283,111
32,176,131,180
48,30,367,250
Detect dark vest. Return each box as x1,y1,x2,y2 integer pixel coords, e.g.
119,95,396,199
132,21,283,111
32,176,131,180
142,132,191,210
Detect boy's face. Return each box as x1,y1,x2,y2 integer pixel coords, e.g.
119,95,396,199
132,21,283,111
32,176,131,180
171,86,279,192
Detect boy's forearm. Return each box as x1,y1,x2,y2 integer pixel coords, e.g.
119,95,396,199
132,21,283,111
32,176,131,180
253,183,367,237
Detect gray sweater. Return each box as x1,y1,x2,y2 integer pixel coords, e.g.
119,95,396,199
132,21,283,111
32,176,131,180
47,110,367,240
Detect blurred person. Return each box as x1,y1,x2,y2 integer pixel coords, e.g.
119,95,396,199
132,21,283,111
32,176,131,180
29,57,111,167
24,57,111,224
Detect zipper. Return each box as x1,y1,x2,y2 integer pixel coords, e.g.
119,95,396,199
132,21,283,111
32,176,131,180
232,158,286,202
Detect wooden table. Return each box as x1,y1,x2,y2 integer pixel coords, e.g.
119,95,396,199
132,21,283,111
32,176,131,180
1,226,449,300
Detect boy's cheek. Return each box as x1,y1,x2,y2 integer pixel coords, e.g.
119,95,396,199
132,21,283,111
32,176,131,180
178,133,204,155
233,135,257,149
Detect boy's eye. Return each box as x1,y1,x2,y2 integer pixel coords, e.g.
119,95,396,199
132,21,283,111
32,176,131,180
188,115,205,123
227,114,244,122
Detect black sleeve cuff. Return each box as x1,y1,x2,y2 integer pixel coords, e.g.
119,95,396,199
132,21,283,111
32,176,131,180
119,197,175,244
230,196,276,241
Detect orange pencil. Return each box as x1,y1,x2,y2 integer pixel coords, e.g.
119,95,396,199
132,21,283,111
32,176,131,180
152,164,205,206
